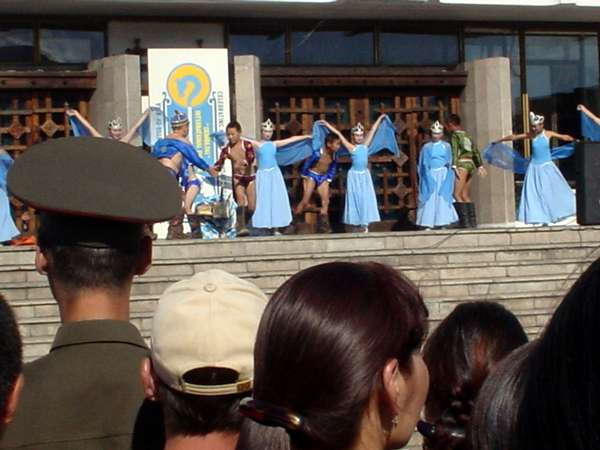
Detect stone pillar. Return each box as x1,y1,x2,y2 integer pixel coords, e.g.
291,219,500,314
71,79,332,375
234,55,262,139
87,54,142,144
461,57,515,225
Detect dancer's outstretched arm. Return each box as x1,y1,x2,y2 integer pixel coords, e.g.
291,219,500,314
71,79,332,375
364,114,386,148
274,135,311,148
121,108,150,143
546,130,575,142
319,120,355,151
578,104,600,127
66,109,103,138
496,133,530,143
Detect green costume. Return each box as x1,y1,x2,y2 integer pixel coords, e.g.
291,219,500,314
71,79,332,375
451,130,482,175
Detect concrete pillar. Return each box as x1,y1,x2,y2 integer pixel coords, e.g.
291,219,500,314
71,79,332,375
461,57,515,225
87,54,142,144
234,55,262,139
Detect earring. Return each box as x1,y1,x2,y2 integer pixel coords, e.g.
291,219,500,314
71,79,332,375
392,415,400,427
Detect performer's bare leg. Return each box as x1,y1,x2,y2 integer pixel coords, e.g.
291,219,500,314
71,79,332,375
316,182,332,233
454,168,470,203
294,178,317,216
184,185,200,214
246,182,256,212
235,182,250,236
235,183,248,207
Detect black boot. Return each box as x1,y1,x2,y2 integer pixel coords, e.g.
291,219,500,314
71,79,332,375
167,211,186,239
283,215,300,235
454,203,468,229
187,214,203,239
466,202,478,228
317,214,332,234
236,206,249,237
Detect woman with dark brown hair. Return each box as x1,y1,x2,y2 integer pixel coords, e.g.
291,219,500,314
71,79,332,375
420,302,528,450
238,261,429,450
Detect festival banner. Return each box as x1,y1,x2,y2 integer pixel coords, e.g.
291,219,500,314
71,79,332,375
147,48,231,203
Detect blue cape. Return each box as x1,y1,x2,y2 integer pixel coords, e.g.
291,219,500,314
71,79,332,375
483,141,575,175
151,138,210,172
581,111,600,141
68,115,92,137
0,153,13,191
418,141,454,205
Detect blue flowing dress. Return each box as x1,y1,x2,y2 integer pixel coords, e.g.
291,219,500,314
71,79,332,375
518,131,575,224
417,141,458,228
0,153,19,242
252,141,292,228
344,144,380,226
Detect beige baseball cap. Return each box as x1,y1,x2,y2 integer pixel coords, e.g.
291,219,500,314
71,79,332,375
150,269,267,396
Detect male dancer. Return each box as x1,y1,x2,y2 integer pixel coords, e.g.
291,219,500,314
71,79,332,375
286,131,342,234
152,110,217,239
66,108,150,143
211,121,256,237
446,114,487,228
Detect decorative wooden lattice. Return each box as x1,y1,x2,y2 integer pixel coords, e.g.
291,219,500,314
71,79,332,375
0,88,92,235
265,94,461,230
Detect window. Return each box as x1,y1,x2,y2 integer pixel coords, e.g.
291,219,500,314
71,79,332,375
40,29,105,64
291,30,373,65
380,32,459,65
0,28,34,63
229,30,286,65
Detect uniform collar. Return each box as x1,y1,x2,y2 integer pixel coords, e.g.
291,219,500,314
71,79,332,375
51,320,148,352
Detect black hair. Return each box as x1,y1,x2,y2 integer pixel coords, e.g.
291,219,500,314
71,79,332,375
423,302,528,450
449,114,462,126
159,367,245,437
325,133,341,147
37,212,145,291
226,121,242,132
240,262,428,450
516,257,600,450
0,294,22,419
469,343,534,450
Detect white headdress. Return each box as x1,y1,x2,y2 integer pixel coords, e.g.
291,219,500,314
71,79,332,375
529,112,545,126
171,110,189,127
261,118,274,132
108,117,123,130
430,121,444,134
351,122,365,135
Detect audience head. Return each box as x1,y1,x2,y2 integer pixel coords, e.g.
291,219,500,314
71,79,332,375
469,343,534,450
142,270,267,445
7,138,180,313
422,302,528,450
239,261,429,450
0,295,23,432
516,258,600,450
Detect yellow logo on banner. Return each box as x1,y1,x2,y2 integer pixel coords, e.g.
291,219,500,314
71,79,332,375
167,64,211,108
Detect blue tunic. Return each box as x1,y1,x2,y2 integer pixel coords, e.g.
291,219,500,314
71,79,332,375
252,141,292,228
343,144,380,226
518,132,575,224
0,153,19,242
151,138,210,190
417,141,458,228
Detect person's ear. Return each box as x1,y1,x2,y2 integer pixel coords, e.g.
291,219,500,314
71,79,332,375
382,358,407,416
3,373,24,425
134,236,152,276
34,247,49,276
140,357,159,401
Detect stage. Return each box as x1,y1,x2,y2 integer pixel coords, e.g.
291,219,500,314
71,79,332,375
2,225,599,361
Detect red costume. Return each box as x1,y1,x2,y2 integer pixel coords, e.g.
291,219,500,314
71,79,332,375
214,139,256,186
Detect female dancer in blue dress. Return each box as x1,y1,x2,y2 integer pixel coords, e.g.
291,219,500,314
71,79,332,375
0,149,19,243
417,121,458,229
321,115,387,233
248,119,311,234
496,112,575,225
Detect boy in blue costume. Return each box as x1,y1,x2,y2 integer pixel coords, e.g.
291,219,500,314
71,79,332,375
152,110,217,239
286,133,342,234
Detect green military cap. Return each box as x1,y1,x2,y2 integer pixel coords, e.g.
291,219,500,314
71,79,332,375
8,137,181,223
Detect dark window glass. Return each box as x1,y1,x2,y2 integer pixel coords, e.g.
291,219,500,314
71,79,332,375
380,33,459,65
291,30,373,65
0,28,34,63
40,29,105,64
525,34,599,182
229,31,286,65
465,33,522,135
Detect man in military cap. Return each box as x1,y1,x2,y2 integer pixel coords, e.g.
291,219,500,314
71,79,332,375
1,137,181,450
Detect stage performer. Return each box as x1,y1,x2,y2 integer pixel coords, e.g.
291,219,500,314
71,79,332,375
211,121,256,237
152,110,217,239
0,149,19,243
66,108,150,143
247,119,311,235
416,121,458,229
321,114,400,233
493,111,575,225
446,114,487,228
